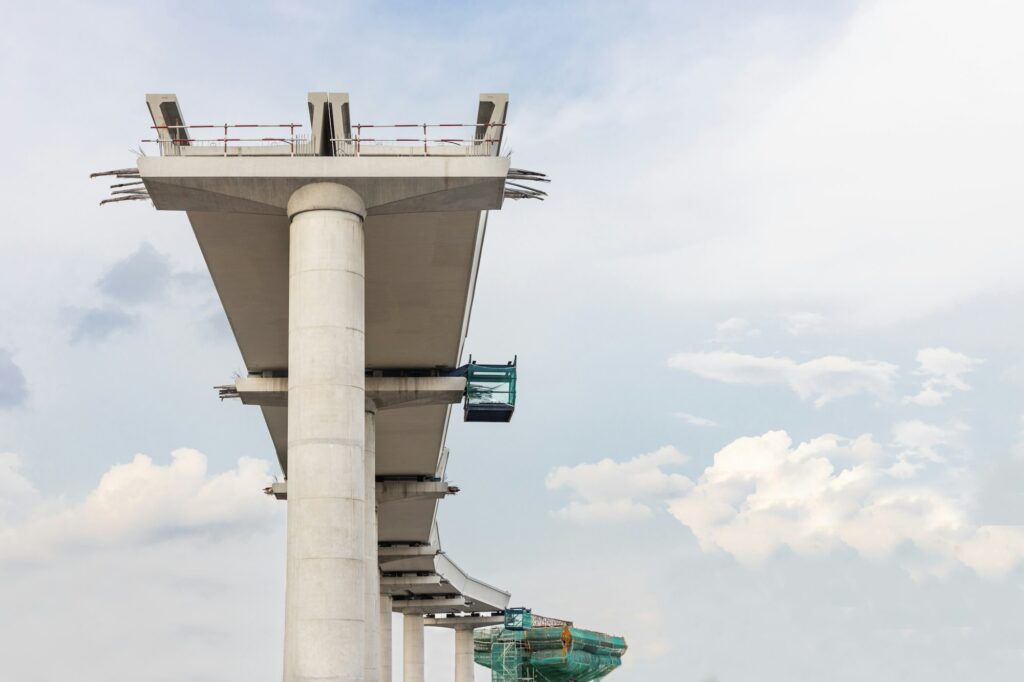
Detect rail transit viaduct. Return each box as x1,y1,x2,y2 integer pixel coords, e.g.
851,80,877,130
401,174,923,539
104,91,547,682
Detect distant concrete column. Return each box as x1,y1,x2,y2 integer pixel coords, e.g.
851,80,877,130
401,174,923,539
380,594,393,682
284,183,368,682
365,403,380,681
403,613,425,682
454,626,475,682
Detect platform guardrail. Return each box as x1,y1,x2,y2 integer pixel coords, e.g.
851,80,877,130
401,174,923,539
144,122,505,157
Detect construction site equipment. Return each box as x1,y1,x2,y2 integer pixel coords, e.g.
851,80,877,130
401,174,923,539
463,360,517,423
474,609,627,681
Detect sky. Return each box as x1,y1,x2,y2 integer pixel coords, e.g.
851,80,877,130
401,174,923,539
1,0,1023,680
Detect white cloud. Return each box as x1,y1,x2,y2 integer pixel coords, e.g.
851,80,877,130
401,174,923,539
553,499,657,523
715,317,761,341
890,419,968,476
784,311,825,336
554,428,1024,578
905,347,982,406
546,446,693,522
606,0,1024,325
0,452,39,520
668,351,898,406
665,430,1024,578
0,449,280,562
956,526,1024,579
674,412,719,428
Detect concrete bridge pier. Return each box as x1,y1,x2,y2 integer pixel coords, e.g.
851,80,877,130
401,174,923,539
454,625,475,682
284,183,368,682
365,402,381,681
403,613,425,682
380,594,393,682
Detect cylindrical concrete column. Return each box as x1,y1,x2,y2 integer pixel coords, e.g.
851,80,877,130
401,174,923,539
380,594,393,682
284,183,368,682
365,404,380,681
403,613,425,682
454,626,475,682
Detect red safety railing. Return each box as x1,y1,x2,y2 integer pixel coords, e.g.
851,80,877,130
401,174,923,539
144,123,307,156
333,122,505,156
144,122,505,157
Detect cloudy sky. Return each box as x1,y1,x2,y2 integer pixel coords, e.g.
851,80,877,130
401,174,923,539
2,0,1023,680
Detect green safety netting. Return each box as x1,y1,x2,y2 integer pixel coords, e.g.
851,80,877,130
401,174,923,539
473,624,627,682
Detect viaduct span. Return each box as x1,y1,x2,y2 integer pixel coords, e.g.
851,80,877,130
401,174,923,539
120,91,543,682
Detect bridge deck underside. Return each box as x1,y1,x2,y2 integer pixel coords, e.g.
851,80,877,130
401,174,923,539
189,206,503,612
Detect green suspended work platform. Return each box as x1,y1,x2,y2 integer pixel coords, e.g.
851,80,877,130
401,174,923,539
463,359,517,423
474,609,627,682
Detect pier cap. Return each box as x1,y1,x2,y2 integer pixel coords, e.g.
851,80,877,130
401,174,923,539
287,182,367,220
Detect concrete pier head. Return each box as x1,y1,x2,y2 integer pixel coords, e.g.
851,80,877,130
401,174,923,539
284,183,369,682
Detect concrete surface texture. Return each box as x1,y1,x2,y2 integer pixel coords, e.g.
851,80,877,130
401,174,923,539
364,406,380,682
454,627,475,682
284,183,368,681
380,594,393,682
403,613,425,682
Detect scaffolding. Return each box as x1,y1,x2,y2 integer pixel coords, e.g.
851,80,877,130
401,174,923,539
493,638,527,682
474,610,627,682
